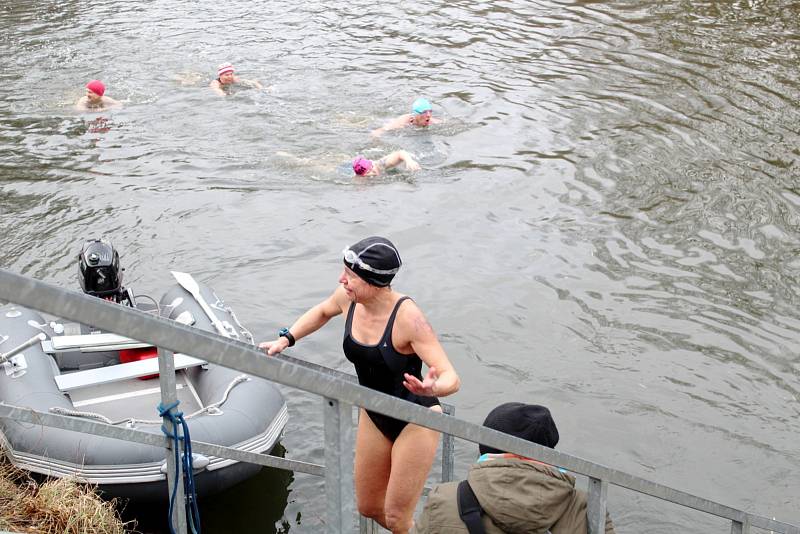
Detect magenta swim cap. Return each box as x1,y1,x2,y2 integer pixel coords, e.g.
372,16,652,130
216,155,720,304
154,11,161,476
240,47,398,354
86,80,105,97
353,156,373,176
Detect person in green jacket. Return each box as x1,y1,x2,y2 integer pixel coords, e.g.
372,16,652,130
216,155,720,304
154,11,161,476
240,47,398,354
412,403,616,534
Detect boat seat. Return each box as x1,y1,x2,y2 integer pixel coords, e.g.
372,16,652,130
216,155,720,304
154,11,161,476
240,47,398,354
54,353,206,392
42,333,152,354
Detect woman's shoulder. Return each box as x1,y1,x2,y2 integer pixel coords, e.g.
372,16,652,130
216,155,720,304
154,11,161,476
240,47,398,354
395,294,423,318
374,156,390,172
393,296,437,342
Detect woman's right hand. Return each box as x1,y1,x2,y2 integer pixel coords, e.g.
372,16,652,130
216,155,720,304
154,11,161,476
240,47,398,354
258,337,289,356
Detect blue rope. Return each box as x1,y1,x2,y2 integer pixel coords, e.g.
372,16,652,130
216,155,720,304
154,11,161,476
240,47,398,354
158,400,202,534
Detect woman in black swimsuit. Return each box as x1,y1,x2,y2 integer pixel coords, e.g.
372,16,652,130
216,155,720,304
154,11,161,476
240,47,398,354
260,236,460,534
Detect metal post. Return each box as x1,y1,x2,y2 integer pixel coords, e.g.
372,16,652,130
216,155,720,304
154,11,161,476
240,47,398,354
324,397,355,534
158,348,187,534
731,516,751,534
359,516,380,533
441,404,455,482
587,476,608,534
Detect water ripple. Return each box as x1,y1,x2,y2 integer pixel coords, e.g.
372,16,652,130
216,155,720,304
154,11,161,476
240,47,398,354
2,0,800,531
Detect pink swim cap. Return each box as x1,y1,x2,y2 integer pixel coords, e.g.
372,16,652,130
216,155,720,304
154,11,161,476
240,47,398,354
86,80,105,97
353,157,373,176
217,63,235,77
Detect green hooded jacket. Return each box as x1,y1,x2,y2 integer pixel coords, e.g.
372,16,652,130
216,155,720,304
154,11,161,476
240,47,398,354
412,457,616,534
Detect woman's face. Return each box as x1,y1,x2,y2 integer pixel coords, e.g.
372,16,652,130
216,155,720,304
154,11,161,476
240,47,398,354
412,110,432,126
219,71,235,84
86,89,102,102
339,266,375,302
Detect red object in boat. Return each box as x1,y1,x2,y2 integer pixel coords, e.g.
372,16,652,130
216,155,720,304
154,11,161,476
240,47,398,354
119,347,159,380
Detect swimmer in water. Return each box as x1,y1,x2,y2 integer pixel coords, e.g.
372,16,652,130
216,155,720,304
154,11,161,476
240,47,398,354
210,62,263,96
75,80,122,112
352,150,420,177
371,97,441,137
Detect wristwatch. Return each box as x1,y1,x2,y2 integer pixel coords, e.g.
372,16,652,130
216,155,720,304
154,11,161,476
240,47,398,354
279,327,296,347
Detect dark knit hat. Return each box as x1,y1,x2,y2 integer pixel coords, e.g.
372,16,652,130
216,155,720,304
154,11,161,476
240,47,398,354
479,402,559,455
343,236,402,287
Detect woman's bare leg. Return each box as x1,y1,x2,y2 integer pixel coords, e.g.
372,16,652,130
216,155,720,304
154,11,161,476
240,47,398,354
383,408,442,533
354,409,393,527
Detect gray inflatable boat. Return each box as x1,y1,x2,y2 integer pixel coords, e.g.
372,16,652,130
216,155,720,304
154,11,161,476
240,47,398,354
0,277,287,501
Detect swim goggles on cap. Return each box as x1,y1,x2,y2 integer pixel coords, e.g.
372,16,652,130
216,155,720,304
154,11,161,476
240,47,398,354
342,246,401,275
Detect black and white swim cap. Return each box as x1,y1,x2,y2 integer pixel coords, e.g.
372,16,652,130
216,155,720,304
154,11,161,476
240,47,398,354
342,236,402,287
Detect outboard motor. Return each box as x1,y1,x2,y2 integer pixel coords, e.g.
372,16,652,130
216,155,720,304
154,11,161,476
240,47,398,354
78,239,133,305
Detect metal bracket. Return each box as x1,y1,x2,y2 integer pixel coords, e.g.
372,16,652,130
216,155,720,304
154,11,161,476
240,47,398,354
3,353,27,378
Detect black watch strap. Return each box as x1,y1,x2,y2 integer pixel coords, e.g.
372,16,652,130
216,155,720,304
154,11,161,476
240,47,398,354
279,327,296,347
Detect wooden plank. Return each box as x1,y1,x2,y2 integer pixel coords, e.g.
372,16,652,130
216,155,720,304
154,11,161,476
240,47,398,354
54,354,205,392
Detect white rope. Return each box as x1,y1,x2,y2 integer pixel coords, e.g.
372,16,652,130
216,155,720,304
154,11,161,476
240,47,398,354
50,406,116,424
49,374,251,426
186,374,250,417
226,307,254,344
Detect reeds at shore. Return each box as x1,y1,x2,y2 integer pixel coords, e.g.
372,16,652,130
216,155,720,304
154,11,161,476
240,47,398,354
0,450,133,534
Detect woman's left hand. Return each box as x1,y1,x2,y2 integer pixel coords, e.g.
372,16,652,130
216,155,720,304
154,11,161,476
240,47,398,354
403,367,438,396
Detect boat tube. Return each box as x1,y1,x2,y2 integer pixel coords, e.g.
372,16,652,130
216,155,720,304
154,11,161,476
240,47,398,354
0,277,287,501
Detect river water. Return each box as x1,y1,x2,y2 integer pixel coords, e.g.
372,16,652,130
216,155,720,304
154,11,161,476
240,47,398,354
1,0,799,532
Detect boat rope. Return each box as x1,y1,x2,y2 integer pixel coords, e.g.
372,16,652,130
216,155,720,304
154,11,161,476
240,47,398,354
220,301,254,344
49,407,117,424
192,374,250,415
132,293,161,316
158,399,201,534
49,374,250,426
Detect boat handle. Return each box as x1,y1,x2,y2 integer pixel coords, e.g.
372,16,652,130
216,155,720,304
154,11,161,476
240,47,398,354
0,333,45,364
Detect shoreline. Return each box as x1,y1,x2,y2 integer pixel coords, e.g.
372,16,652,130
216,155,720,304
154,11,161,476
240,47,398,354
0,450,132,534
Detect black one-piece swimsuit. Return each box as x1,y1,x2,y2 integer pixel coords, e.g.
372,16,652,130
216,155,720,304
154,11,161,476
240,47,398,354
343,296,440,442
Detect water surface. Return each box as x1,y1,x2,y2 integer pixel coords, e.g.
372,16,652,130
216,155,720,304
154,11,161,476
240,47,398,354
1,1,799,532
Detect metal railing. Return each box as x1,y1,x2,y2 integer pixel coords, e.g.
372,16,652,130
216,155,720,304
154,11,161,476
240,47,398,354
0,269,797,534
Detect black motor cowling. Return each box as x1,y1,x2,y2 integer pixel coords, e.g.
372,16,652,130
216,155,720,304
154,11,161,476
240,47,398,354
78,239,123,299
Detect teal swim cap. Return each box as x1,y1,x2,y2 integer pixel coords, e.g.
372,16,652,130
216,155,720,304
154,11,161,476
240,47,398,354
412,97,432,114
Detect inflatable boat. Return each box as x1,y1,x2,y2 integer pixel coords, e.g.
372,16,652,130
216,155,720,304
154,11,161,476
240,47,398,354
0,240,287,501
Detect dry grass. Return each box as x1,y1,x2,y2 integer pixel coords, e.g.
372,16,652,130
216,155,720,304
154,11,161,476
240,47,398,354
0,451,134,533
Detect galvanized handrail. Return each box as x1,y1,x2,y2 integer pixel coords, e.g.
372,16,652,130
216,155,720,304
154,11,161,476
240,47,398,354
0,269,797,534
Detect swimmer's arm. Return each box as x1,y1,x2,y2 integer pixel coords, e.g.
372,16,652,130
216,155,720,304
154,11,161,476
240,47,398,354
209,80,226,96
258,286,348,355
382,150,420,172
74,97,89,111
103,96,123,109
370,115,411,137
401,304,460,397
238,78,263,89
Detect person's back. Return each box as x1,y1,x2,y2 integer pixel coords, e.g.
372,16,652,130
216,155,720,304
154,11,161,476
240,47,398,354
414,458,614,533
411,403,616,534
